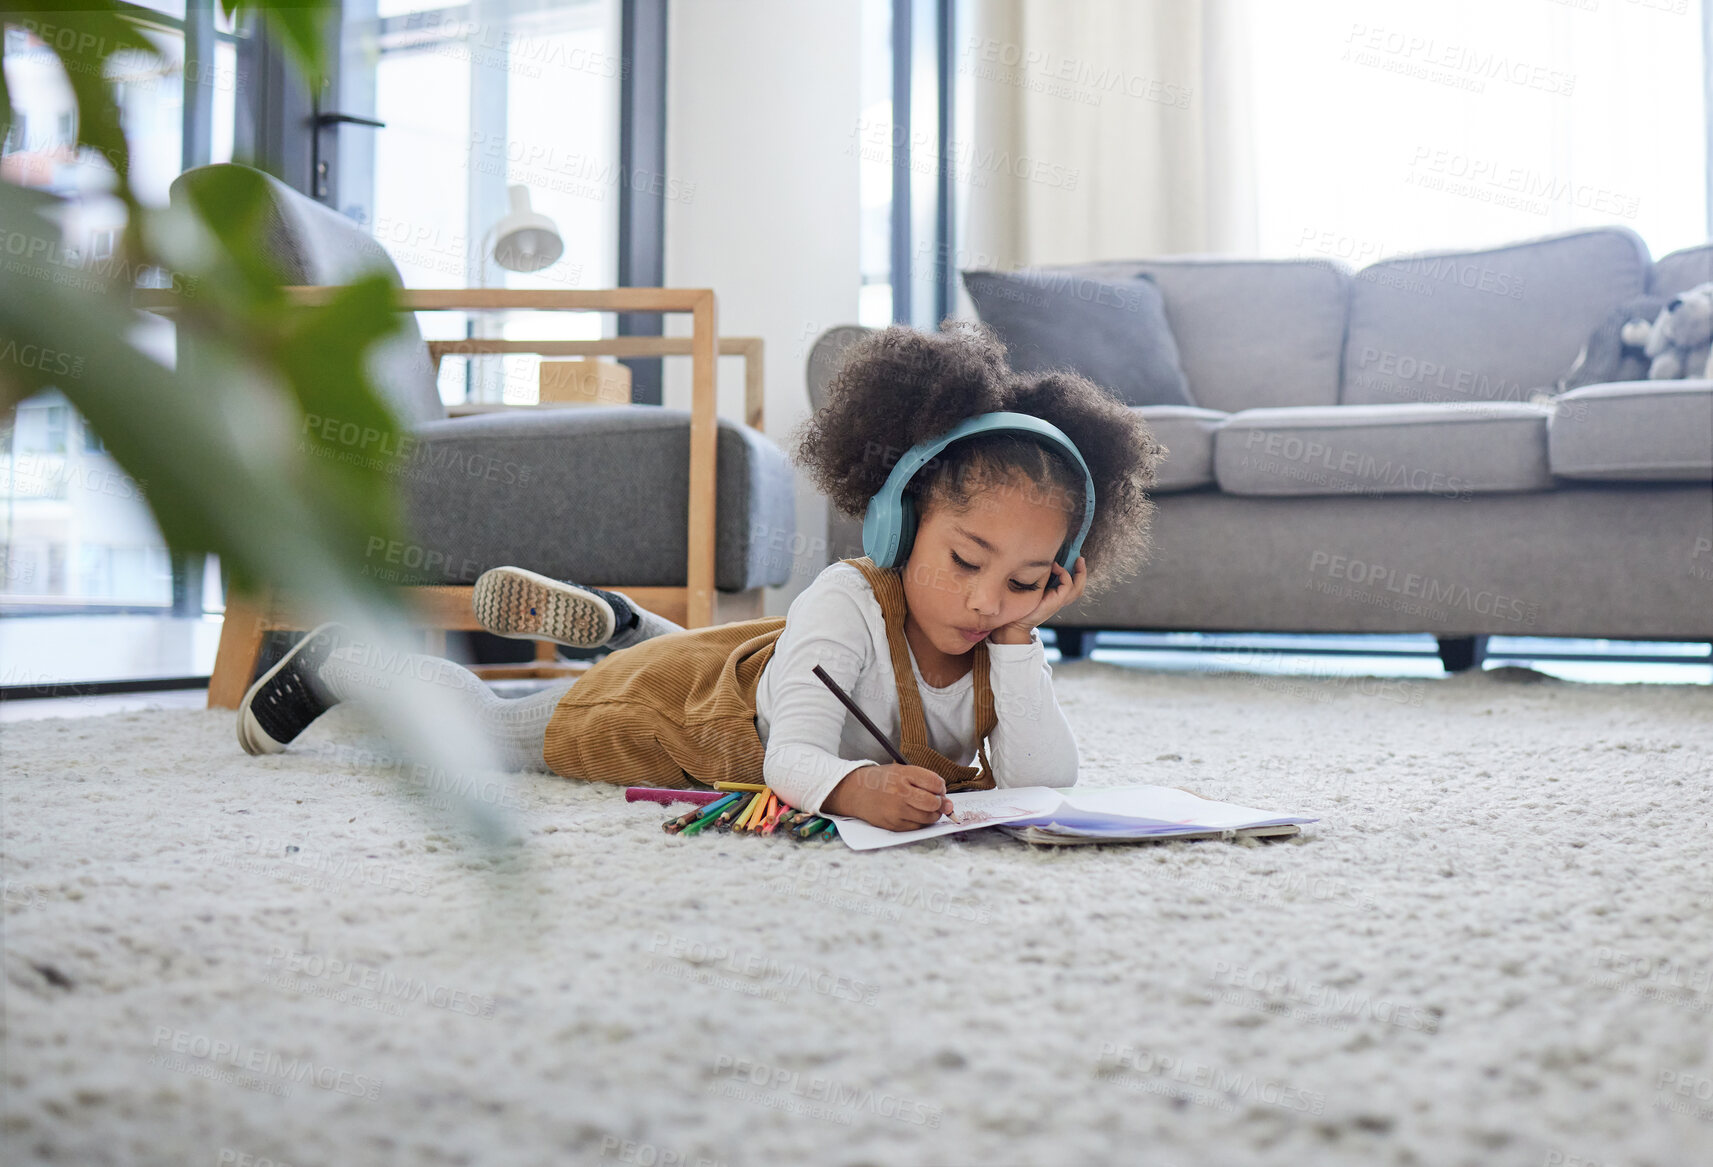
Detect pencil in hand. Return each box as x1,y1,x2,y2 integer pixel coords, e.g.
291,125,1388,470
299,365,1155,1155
811,664,953,823
812,665,909,766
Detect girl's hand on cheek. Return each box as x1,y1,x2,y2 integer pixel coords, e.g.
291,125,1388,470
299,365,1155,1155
990,556,1087,644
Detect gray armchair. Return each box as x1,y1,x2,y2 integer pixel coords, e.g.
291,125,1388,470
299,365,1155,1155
168,164,796,707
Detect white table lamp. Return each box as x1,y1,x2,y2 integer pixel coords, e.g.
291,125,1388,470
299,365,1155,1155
486,184,563,273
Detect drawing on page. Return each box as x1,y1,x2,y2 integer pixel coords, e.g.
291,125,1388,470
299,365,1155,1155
947,802,1038,826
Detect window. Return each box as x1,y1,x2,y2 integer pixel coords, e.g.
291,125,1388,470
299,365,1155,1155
858,0,894,327
858,0,958,330
18,404,69,455
338,0,623,407
0,1,249,625
1250,0,1708,262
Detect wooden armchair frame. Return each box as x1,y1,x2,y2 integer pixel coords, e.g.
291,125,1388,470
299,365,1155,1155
205,287,770,709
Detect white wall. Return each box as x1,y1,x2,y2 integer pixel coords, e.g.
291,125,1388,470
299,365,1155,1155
662,0,862,616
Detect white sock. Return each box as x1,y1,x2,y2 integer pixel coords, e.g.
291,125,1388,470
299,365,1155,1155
604,596,685,651
315,642,575,772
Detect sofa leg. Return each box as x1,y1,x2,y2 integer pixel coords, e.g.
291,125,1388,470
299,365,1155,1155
1054,628,1093,660
1436,635,1489,674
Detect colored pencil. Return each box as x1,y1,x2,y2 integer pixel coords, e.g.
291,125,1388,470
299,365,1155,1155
676,793,740,836
731,791,759,830
712,781,769,793
752,792,774,829
735,791,767,830
654,788,838,844
679,813,720,838
662,797,723,834
627,787,723,807
686,791,740,825
695,791,743,829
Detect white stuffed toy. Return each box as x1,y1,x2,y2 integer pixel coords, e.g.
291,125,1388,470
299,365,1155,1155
1629,281,1713,380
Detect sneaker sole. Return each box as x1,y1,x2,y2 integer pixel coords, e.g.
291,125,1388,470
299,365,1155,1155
237,621,343,756
472,566,615,648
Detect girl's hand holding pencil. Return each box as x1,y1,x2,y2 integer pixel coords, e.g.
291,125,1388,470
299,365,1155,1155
820,763,952,831
810,663,955,831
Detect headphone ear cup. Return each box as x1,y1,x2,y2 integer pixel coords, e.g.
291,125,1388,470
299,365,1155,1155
893,492,919,567
860,496,886,565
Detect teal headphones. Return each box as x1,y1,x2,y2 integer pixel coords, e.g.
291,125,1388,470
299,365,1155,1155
861,411,1096,582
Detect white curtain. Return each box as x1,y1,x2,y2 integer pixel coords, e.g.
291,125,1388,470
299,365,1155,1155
955,0,1707,291
957,0,1258,280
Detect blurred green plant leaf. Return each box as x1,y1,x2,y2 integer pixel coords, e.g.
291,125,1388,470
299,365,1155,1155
0,0,519,852
0,0,405,603
0,183,405,608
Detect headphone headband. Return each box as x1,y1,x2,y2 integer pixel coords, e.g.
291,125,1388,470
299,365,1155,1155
861,411,1097,572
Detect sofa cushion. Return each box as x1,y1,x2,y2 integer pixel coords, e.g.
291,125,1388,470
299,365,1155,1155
1650,243,1713,298
1548,380,1713,481
1135,405,1227,492
962,269,1194,407
170,164,446,427
1341,227,1651,407
1214,403,1554,497
1036,258,1349,413
391,407,797,591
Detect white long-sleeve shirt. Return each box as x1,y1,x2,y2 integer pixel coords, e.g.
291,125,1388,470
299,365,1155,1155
752,560,1080,814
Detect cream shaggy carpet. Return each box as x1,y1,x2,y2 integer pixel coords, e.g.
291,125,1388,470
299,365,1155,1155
3,661,1712,1167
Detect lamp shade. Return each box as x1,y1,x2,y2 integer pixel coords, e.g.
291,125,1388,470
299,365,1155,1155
489,184,563,272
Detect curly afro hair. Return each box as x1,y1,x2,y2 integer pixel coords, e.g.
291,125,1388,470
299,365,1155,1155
793,319,1166,600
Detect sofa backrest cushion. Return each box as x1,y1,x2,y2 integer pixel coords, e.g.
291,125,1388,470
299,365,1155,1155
1037,258,1350,413
962,269,1195,407
1340,227,1651,407
170,163,447,428
1650,243,1713,298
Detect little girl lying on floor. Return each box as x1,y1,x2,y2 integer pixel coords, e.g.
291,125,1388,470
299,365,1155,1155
235,321,1163,831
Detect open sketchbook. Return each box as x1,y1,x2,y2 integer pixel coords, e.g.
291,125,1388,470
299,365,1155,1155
823,785,1318,852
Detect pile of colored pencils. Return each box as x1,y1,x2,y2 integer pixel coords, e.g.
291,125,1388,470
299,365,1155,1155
628,783,840,841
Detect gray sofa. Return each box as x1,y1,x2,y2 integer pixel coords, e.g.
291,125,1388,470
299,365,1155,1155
808,227,1713,669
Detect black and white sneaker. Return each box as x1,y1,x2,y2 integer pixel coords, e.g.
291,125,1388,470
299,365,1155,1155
472,566,626,648
237,622,346,756
472,566,685,650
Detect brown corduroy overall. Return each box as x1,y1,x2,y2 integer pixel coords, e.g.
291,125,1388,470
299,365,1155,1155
542,556,998,795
